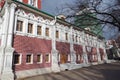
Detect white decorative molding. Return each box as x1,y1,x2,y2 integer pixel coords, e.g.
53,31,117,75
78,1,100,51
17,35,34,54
15,9,26,17
28,13,35,20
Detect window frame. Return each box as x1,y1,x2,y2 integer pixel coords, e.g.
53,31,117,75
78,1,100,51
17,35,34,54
26,54,33,64
45,54,50,63
37,54,42,63
37,25,42,35
14,53,22,65
16,20,23,32
45,27,49,37
28,23,33,34
65,33,68,41
56,30,59,39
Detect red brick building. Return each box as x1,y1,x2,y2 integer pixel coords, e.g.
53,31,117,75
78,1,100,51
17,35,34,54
0,0,108,80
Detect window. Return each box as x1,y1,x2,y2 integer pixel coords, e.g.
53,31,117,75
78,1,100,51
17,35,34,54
45,28,49,37
37,26,42,35
29,0,37,7
37,54,42,63
72,35,74,42
14,54,21,64
45,54,50,63
76,54,80,61
76,54,83,63
29,0,34,6
28,23,33,33
16,20,23,31
65,33,68,41
56,30,59,38
76,36,78,42
26,54,32,63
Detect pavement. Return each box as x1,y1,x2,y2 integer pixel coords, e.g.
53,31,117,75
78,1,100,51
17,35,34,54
17,61,120,80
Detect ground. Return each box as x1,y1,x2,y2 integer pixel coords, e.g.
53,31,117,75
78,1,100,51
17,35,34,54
17,61,120,80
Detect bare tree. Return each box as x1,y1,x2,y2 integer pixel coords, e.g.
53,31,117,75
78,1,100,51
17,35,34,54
56,0,120,38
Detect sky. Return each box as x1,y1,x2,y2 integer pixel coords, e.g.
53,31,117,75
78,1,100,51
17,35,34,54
41,0,74,15
41,0,120,40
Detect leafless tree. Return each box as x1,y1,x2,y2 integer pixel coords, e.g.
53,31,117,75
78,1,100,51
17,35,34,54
56,0,120,39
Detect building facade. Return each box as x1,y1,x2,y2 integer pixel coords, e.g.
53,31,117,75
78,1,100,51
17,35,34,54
0,0,108,80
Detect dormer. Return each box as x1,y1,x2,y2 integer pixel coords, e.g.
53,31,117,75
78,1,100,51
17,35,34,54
18,0,41,9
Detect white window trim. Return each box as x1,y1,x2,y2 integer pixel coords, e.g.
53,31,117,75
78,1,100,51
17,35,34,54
14,54,22,65
37,54,43,64
26,54,33,64
45,53,50,63
68,54,71,61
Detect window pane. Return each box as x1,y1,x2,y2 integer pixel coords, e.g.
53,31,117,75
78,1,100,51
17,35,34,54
76,36,78,42
45,28,49,37
16,20,23,31
14,54,20,64
37,54,42,62
28,23,33,33
37,26,42,35
65,33,68,40
45,54,49,62
56,30,59,38
26,54,32,63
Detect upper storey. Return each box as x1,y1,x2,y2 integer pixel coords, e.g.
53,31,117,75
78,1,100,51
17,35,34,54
16,0,41,9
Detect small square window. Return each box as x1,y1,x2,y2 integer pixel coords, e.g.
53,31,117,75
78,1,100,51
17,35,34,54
26,54,32,63
45,54,50,63
37,54,42,63
14,54,21,65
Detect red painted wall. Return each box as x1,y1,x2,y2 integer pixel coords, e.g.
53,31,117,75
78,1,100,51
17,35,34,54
13,35,52,71
23,0,28,4
22,0,41,9
74,44,83,54
38,0,41,9
56,41,70,54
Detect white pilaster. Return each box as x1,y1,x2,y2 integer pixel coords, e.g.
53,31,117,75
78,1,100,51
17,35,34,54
0,4,10,79
70,27,76,64
82,32,89,66
0,3,16,80
96,47,101,62
7,3,16,47
51,19,60,72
